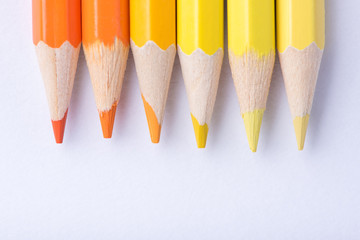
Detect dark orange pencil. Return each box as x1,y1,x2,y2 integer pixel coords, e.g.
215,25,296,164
32,0,81,143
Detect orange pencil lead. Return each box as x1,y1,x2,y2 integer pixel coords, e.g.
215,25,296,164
142,96,161,144
99,103,117,139
51,110,68,144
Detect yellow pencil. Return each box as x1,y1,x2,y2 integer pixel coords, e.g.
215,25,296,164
277,0,325,150
228,0,275,152
177,0,224,148
130,0,176,143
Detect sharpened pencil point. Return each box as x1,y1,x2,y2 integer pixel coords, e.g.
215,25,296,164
242,110,264,152
99,103,117,139
51,110,68,144
293,115,310,151
142,95,161,144
191,114,209,149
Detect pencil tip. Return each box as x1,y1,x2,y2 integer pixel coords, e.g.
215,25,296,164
293,115,310,151
191,114,209,149
242,110,264,153
142,95,161,144
51,110,68,144
99,103,117,139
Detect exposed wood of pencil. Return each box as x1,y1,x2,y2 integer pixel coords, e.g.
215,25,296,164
229,51,275,152
131,42,176,143
279,44,323,150
178,48,223,148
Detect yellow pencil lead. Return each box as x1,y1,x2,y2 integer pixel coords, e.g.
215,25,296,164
242,110,264,153
293,115,310,151
191,114,209,149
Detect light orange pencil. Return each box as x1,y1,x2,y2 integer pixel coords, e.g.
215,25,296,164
33,0,81,143
82,0,130,138
130,0,176,143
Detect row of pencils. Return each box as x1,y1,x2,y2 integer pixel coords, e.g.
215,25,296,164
33,0,325,152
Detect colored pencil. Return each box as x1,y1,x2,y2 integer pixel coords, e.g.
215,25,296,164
32,0,81,144
277,0,325,150
177,0,224,148
82,0,130,138
130,0,176,143
228,0,275,152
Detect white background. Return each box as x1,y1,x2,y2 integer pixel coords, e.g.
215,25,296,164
0,0,360,239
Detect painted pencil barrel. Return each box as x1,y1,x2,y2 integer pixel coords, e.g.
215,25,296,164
277,0,325,53
277,0,325,150
228,0,275,152
130,0,175,50
32,0,81,48
32,0,81,143
82,0,130,138
82,0,129,47
177,0,223,56
177,0,224,148
130,0,176,143
228,0,275,56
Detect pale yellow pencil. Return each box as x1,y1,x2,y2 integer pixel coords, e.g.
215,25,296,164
277,0,325,150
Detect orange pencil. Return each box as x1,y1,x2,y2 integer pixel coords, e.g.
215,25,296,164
32,0,81,143
82,0,130,138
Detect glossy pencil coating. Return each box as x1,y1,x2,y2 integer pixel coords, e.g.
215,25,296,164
32,0,81,48
277,0,325,150
228,0,275,56
82,0,130,138
130,0,175,50
32,0,81,143
82,0,129,47
277,0,325,52
178,0,224,148
131,0,176,143
177,0,223,55
228,0,275,152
